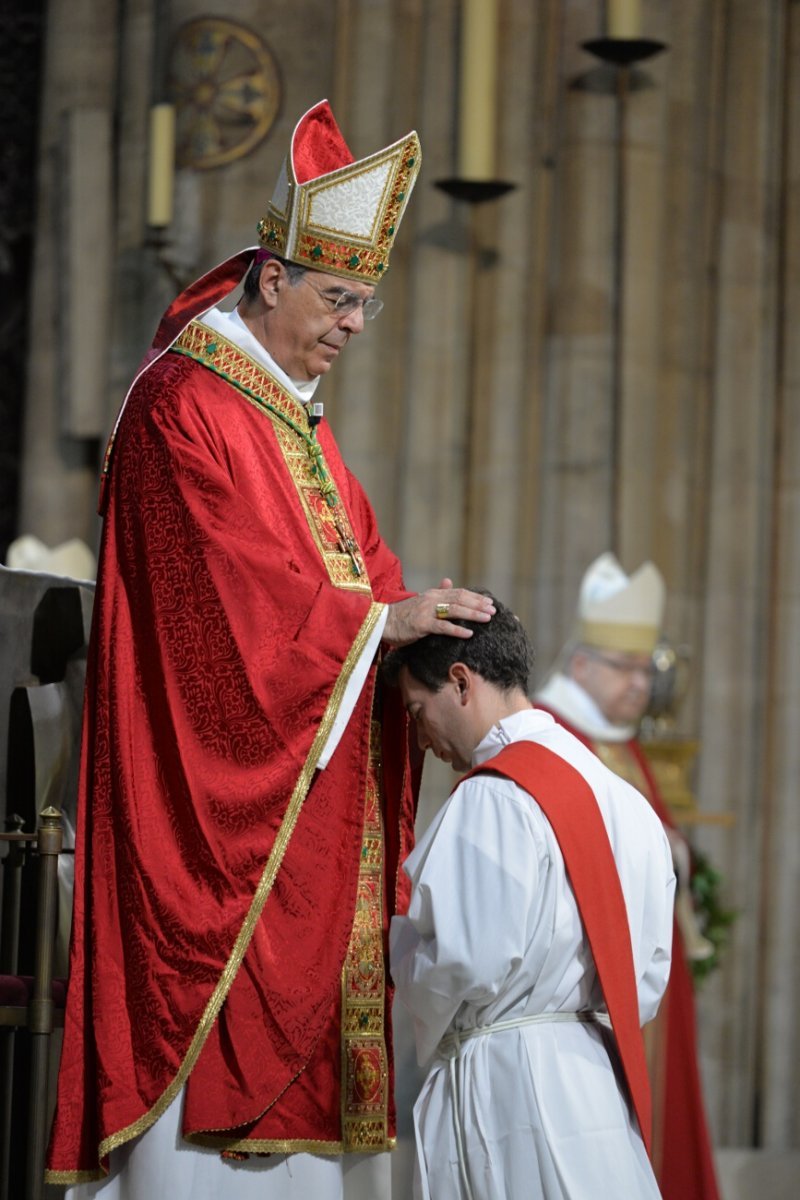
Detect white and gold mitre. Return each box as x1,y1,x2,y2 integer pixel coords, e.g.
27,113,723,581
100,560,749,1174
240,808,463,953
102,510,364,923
577,552,665,654
257,99,421,283
6,534,97,581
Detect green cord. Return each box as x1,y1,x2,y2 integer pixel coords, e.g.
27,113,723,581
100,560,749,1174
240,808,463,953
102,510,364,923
172,345,340,508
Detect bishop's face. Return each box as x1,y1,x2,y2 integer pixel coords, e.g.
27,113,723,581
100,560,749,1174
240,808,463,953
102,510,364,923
572,648,655,727
265,268,377,381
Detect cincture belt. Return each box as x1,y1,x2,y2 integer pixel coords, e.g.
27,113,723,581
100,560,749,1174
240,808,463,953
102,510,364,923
438,1010,611,1200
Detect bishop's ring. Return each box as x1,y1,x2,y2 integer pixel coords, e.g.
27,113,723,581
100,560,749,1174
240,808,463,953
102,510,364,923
435,603,450,620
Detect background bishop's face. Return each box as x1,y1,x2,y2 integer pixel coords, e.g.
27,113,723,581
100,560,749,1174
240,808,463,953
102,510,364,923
572,648,655,728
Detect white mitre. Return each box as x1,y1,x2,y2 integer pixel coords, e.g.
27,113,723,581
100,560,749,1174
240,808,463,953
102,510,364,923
577,552,665,654
5,534,97,582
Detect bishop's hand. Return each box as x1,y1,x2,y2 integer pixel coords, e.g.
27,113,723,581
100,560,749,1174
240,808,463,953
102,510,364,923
382,578,495,648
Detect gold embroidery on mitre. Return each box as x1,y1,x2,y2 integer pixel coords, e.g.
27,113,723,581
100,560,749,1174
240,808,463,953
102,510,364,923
258,132,421,283
171,320,371,592
340,718,391,1151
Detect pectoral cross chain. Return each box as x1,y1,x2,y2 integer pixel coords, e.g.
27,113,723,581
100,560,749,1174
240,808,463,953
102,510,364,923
333,514,363,577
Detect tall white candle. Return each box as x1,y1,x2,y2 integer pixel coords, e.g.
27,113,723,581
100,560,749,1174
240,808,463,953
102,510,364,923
607,0,642,39
147,103,176,228
457,0,498,180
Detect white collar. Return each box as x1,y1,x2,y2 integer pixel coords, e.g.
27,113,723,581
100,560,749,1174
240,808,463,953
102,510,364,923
471,707,556,768
534,672,636,742
200,306,321,406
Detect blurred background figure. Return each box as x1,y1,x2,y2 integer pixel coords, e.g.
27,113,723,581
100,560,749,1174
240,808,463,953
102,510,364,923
536,552,721,1200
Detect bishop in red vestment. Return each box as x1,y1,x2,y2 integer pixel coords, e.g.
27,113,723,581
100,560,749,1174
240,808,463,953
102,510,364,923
46,101,495,1193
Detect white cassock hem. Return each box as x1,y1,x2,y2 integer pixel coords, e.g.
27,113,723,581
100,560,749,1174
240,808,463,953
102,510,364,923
66,1086,392,1200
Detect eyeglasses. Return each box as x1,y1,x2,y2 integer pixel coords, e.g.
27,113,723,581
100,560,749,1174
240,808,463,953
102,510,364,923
300,277,384,320
586,650,656,680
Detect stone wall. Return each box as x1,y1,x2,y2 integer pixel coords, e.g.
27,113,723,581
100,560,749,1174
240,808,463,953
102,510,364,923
15,0,800,1162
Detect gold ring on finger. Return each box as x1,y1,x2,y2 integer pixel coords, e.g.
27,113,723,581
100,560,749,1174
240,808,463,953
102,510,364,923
435,603,450,620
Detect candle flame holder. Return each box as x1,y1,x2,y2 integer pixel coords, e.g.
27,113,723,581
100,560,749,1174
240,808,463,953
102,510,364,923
582,36,667,67
434,178,516,204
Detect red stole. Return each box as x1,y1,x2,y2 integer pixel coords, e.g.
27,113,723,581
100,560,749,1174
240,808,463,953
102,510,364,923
462,740,653,1154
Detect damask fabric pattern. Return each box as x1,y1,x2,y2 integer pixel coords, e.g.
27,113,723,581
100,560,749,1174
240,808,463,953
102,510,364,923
46,340,417,1182
535,700,721,1200
171,320,370,591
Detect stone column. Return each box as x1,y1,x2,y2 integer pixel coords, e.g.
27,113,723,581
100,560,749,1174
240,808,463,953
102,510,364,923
18,0,121,553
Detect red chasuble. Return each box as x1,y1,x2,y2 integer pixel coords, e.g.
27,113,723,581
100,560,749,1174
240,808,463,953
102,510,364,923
46,320,418,1182
461,741,653,1154
536,704,721,1200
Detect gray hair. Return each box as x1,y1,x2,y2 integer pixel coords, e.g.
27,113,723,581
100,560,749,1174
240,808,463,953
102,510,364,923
242,254,308,303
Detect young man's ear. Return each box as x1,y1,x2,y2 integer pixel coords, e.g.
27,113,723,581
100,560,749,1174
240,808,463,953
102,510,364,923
449,662,471,703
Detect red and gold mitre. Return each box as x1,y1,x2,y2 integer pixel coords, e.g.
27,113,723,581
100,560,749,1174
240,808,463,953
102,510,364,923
257,100,421,283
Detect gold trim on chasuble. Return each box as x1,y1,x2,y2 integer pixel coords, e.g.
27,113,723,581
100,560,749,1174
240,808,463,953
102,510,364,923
45,607,385,1185
593,741,653,801
191,717,394,1157
172,320,372,593
340,717,391,1150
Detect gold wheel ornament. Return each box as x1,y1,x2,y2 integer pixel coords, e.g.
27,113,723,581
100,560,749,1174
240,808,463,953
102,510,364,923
170,18,281,170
